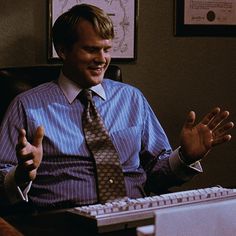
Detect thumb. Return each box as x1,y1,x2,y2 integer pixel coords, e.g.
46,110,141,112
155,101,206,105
184,111,196,129
33,126,44,147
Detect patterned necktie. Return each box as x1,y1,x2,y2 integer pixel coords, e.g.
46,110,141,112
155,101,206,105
79,89,127,203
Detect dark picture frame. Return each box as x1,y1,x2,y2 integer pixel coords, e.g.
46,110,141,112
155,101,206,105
48,0,138,62
174,0,236,36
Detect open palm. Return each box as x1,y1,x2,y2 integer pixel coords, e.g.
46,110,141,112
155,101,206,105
180,107,234,163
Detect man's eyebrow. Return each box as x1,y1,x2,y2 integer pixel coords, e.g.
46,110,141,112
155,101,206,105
83,46,99,50
84,45,112,50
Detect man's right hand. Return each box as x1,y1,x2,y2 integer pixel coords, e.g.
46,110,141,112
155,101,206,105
15,126,44,186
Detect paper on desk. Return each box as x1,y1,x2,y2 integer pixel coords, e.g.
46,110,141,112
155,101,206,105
154,198,236,236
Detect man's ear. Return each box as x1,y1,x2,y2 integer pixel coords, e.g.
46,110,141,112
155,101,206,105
56,45,67,60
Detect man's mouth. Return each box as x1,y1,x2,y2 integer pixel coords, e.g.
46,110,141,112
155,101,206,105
88,66,105,75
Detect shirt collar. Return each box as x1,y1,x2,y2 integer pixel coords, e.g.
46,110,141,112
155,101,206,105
58,71,106,104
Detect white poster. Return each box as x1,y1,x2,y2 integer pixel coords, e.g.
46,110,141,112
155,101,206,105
184,0,236,25
50,0,136,60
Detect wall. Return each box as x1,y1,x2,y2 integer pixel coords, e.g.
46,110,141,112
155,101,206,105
0,0,235,190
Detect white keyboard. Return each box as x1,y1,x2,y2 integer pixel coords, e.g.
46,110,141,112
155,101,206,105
67,186,236,233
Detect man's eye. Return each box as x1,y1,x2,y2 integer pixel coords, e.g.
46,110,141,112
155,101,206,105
104,48,112,53
87,48,96,53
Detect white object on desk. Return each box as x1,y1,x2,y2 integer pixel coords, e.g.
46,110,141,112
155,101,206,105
154,197,236,236
136,225,154,236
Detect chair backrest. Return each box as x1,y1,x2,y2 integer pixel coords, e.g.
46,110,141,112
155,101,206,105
0,64,122,122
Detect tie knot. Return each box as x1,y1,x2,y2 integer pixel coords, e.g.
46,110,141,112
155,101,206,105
78,89,93,106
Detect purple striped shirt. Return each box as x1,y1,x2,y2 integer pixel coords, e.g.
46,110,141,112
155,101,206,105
0,75,197,209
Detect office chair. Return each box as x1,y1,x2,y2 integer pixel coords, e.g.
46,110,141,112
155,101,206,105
0,64,122,122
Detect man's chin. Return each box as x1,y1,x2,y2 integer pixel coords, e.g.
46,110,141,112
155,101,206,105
83,76,104,88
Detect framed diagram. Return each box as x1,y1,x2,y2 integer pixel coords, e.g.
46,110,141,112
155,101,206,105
175,0,236,36
48,0,138,62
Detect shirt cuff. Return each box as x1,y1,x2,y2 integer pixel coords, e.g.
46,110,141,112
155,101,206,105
4,166,32,204
169,147,203,181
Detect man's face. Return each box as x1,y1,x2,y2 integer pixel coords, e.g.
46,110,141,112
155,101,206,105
61,19,112,88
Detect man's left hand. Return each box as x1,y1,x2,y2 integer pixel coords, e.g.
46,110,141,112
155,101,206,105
180,107,234,164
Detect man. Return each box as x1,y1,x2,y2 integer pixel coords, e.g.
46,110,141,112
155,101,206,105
0,4,234,211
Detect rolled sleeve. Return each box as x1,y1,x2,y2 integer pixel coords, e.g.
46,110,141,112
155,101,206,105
169,147,203,181
4,166,32,204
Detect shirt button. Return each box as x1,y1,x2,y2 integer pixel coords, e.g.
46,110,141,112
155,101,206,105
109,178,114,184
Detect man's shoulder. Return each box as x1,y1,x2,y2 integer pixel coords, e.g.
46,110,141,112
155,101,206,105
17,81,59,100
102,79,142,95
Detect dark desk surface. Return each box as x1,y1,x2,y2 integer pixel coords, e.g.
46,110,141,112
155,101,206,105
3,210,138,236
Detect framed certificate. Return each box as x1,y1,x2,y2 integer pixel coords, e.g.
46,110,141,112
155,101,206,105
48,0,138,62
175,0,236,36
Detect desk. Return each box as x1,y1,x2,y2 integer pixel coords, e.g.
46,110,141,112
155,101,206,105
4,210,137,236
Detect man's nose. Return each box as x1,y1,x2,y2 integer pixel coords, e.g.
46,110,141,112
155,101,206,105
94,50,107,64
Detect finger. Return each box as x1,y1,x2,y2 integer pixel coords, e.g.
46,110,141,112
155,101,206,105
201,107,220,126
16,150,35,165
21,159,37,171
183,111,196,129
18,155,33,165
212,134,232,146
16,129,27,150
33,126,44,147
213,121,234,138
208,110,230,130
